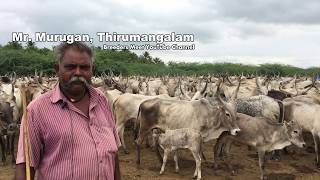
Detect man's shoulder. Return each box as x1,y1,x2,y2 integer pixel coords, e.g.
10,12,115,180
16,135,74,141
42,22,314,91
94,87,105,97
27,89,55,111
93,87,109,102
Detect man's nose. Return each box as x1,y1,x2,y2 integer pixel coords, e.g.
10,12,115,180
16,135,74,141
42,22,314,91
74,66,82,76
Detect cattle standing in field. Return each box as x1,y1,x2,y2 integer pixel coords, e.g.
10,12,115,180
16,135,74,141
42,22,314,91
135,80,241,165
214,113,306,179
235,95,283,124
0,78,20,165
113,93,172,153
152,128,203,180
0,101,15,165
282,96,320,168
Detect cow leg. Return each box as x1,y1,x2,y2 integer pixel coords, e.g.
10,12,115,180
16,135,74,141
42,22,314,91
160,149,169,175
117,124,129,154
173,151,179,173
145,133,152,148
10,133,15,164
135,142,141,166
197,153,202,180
133,122,140,140
191,151,201,179
213,140,221,167
0,136,6,166
313,132,320,168
135,131,148,165
6,135,10,155
223,139,236,176
213,131,228,168
258,151,266,180
155,143,163,164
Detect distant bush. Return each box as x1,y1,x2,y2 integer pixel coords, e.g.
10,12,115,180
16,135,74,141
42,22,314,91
0,41,319,76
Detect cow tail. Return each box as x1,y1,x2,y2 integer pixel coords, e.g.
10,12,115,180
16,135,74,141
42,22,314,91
112,98,119,123
134,105,142,140
277,100,285,123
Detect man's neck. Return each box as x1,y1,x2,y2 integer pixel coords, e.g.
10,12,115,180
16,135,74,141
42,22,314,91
60,84,88,103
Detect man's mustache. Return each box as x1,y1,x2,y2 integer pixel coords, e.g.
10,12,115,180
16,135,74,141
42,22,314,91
66,76,90,88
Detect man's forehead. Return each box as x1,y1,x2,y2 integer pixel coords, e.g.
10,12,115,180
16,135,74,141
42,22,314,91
61,48,92,64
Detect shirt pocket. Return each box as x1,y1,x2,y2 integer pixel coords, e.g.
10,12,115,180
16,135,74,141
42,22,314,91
99,126,118,152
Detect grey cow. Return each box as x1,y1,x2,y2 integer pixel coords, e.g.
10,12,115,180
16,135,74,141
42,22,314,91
214,113,306,179
235,95,282,124
0,101,15,165
135,80,241,165
152,128,203,180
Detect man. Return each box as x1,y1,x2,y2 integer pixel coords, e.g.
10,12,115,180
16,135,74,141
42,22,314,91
15,42,121,180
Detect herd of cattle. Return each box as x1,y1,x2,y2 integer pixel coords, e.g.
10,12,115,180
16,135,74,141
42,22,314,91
0,72,320,179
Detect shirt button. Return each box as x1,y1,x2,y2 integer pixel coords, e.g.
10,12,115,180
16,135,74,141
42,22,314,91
89,122,93,126
100,160,103,163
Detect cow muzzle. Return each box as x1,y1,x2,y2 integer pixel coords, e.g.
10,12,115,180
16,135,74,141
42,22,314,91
231,128,241,136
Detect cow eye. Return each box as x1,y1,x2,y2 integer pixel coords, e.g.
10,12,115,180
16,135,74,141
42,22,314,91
293,130,298,134
225,112,231,117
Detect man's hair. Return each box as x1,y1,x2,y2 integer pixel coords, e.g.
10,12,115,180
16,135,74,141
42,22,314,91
54,42,94,63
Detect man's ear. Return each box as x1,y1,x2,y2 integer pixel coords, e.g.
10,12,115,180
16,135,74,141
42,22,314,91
53,63,59,73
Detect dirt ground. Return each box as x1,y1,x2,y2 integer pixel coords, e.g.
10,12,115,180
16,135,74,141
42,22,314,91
1,131,320,180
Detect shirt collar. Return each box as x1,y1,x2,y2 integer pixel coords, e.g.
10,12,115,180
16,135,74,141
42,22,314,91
50,83,99,106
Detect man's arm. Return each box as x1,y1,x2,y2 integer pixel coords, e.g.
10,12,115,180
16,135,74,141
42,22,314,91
15,163,35,180
114,153,121,180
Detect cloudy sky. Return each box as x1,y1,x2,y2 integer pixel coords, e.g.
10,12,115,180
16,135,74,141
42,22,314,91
1,0,320,68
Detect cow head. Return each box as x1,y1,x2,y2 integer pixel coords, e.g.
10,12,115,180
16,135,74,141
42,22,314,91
151,127,165,147
284,121,306,148
215,79,240,136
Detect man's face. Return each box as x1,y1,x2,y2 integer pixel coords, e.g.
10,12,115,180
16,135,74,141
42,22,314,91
54,48,93,94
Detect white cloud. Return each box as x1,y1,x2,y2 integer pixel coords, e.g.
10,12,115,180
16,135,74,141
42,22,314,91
1,0,319,68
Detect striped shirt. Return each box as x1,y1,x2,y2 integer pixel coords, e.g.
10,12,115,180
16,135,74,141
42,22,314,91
16,84,121,180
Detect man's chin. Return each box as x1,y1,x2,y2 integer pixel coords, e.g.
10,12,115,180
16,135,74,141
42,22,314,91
69,84,87,92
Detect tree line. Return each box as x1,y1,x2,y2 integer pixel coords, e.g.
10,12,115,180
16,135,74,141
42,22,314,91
0,41,319,77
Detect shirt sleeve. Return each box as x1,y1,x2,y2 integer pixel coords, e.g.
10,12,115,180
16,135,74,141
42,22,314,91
16,117,26,164
16,108,43,168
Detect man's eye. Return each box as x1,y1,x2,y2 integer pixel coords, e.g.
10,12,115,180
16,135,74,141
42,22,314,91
80,65,91,70
64,65,76,69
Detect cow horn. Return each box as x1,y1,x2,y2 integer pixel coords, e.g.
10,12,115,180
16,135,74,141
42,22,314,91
215,80,229,109
178,77,185,96
200,80,208,95
231,76,241,102
226,75,234,86
179,83,185,96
